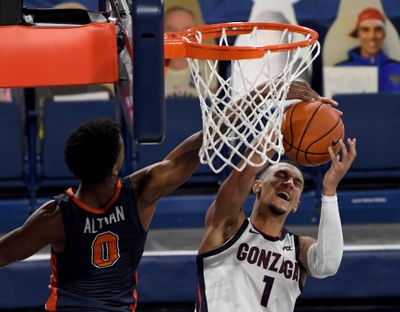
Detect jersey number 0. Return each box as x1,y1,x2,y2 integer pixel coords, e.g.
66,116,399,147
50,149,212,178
91,231,120,268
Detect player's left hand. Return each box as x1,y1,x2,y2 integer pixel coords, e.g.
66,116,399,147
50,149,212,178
322,138,357,196
287,80,342,115
287,80,320,101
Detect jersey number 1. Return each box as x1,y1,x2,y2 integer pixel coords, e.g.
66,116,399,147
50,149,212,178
91,231,120,268
261,275,275,308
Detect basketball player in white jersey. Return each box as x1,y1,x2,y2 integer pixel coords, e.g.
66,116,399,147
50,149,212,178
196,137,357,312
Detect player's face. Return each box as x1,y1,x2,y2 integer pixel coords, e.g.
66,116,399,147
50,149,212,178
357,19,385,58
257,163,304,216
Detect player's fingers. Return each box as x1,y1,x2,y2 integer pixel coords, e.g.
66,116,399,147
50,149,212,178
328,145,338,164
339,139,348,160
320,97,339,107
347,138,357,159
331,106,343,116
288,80,319,101
321,98,343,116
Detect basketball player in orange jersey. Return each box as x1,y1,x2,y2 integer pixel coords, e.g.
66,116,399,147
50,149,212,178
196,138,356,311
0,80,334,311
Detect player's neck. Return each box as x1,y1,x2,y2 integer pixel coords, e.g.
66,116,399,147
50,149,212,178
75,179,118,210
250,212,285,238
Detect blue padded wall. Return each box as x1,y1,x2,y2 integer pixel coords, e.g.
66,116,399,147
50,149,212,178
334,93,400,178
0,199,29,232
2,248,399,308
338,189,400,224
136,97,221,185
0,102,24,185
150,191,318,230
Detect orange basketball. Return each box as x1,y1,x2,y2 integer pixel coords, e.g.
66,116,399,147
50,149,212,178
281,101,345,166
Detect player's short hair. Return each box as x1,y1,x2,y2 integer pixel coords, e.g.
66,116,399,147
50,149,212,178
258,159,304,181
64,118,121,184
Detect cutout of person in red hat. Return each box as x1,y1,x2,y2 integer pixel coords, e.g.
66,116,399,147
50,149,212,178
336,7,400,92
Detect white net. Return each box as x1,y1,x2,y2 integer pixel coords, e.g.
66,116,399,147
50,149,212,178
184,25,320,173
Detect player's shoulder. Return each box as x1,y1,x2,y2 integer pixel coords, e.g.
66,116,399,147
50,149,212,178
35,199,61,217
21,199,64,239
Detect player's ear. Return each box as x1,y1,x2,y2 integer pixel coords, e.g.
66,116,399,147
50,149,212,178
110,165,118,178
292,201,300,213
252,180,262,197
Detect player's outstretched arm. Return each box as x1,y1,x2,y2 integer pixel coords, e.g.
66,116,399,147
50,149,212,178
198,144,274,254
0,201,64,267
130,131,203,230
299,138,357,278
198,164,260,254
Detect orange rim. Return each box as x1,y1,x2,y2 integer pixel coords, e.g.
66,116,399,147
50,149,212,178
164,22,319,60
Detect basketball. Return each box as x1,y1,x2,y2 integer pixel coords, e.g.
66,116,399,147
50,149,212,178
281,101,345,166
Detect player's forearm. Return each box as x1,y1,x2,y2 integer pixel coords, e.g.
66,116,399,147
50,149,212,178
322,185,337,197
322,178,338,197
0,228,31,267
156,132,203,194
307,195,343,278
165,131,202,162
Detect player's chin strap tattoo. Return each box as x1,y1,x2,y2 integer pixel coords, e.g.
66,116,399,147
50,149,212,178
307,195,343,279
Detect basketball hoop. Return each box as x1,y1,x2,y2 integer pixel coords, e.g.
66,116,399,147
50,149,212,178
164,22,320,173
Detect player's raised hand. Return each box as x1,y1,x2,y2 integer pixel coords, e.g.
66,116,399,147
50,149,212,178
287,80,340,111
322,138,357,196
287,80,319,101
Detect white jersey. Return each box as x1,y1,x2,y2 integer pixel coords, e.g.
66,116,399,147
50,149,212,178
196,219,304,312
